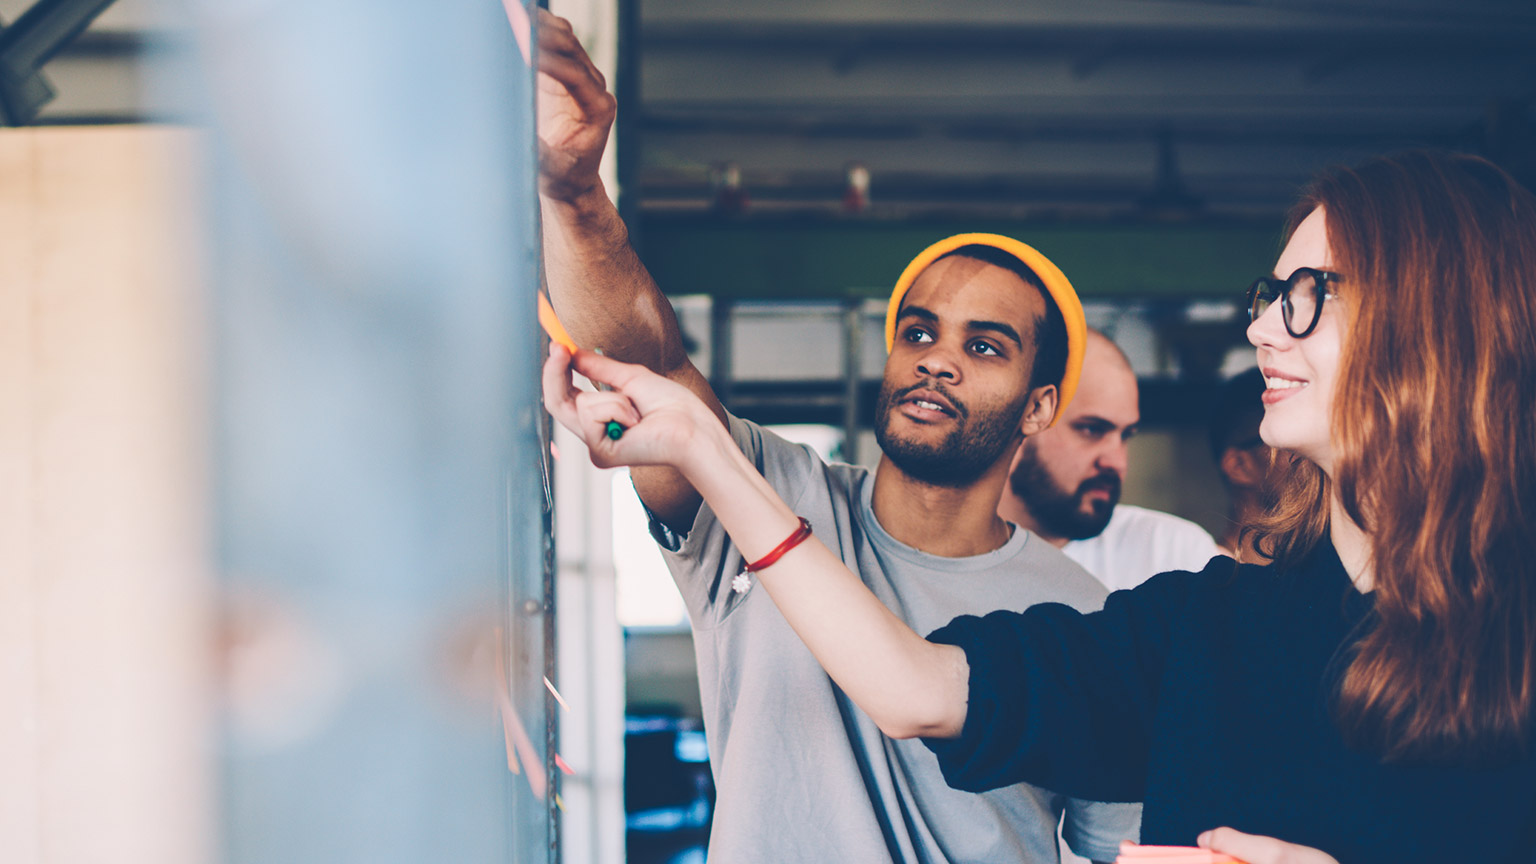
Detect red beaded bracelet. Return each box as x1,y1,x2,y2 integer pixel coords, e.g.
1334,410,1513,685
733,516,813,594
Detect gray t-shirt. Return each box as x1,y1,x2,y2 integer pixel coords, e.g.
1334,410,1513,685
650,415,1140,863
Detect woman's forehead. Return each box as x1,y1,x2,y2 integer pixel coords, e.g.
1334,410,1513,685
1274,206,1333,278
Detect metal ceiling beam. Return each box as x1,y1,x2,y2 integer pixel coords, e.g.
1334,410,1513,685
641,0,1536,35
638,22,1536,54
635,217,1282,299
637,110,1475,143
626,2,1535,221
0,0,119,125
1135,0,1536,31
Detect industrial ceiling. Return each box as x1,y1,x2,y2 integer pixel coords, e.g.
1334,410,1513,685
631,0,1536,218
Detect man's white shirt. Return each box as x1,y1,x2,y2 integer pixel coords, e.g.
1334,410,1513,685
1061,504,1224,594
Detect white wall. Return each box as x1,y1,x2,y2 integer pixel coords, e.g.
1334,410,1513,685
549,2,627,860
0,125,212,864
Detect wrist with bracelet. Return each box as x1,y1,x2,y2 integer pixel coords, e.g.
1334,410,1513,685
731,516,813,594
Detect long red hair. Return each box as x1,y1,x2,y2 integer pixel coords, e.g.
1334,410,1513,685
1250,151,1536,762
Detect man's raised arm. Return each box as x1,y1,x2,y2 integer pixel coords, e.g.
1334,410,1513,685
531,10,723,528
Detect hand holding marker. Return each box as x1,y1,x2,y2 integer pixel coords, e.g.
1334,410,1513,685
538,293,625,440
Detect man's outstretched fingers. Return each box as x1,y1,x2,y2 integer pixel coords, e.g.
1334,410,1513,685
535,11,592,64
538,53,610,111
534,12,613,109
538,8,574,34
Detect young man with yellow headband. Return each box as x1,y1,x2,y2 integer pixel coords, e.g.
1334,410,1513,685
532,12,1138,862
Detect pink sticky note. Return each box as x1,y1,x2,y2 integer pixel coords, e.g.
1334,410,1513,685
501,0,531,66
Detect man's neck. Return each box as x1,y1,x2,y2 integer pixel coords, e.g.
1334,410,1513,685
870,456,1014,557
996,493,1069,548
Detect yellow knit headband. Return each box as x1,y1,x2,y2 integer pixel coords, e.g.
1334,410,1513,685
884,233,1086,425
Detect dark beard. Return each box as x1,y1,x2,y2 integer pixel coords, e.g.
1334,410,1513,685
874,381,1027,488
1008,451,1120,540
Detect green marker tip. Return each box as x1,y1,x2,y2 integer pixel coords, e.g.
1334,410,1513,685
606,420,625,440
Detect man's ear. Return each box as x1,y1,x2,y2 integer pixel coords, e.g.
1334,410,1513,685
1019,384,1058,437
1221,446,1268,489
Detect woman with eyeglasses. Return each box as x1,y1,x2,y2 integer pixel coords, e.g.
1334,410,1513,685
546,151,1536,863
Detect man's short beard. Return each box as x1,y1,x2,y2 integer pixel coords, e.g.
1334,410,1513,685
874,383,1027,488
1008,448,1120,540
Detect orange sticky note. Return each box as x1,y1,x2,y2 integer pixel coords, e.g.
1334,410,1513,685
538,293,579,353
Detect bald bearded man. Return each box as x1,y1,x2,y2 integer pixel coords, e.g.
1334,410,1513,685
999,329,1222,594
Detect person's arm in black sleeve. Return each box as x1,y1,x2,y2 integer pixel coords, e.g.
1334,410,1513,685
923,559,1222,803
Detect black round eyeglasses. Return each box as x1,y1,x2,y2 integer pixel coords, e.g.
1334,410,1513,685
1246,267,1340,339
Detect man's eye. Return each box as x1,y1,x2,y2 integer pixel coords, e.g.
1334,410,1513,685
970,341,1000,357
904,327,933,343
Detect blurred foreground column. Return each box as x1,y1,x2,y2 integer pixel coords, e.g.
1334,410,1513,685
188,1,551,862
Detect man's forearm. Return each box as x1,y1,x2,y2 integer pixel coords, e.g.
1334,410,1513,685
541,183,723,526
540,184,690,376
